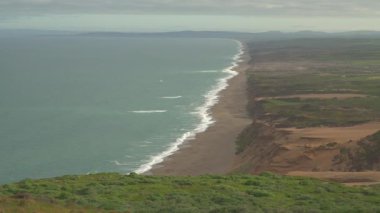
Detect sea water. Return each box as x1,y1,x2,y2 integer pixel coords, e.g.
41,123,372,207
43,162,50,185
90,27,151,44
0,35,241,184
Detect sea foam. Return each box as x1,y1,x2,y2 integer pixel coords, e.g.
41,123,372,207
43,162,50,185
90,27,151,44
195,70,219,73
112,160,131,166
160,96,182,99
134,41,244,174
130,110,167,114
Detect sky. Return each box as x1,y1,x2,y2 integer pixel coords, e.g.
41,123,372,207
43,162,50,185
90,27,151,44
0,0,380,32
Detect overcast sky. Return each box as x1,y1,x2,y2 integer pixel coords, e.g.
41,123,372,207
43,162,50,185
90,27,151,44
1,0,380,32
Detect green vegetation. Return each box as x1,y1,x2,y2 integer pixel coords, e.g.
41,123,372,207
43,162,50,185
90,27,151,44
260,97,380,128
249,71,380,97
1,173,380,212
355,131,380,170
235,124,262,154
334,131,380,171
0,196,102,213
237,38,380,171
246,39,380,128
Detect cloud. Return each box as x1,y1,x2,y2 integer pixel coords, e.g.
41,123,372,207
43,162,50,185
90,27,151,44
1,0,380,17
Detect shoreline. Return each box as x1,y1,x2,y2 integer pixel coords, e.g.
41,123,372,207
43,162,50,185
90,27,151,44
145,41,251,175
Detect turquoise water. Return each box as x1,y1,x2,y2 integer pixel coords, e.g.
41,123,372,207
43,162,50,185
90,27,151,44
0,36,239,184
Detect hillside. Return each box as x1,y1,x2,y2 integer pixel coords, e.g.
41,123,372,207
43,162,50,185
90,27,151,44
1,173,380,212
79,30,380,41
233,38,380,180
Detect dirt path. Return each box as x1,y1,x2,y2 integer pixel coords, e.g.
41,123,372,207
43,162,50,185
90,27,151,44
279,122,380,147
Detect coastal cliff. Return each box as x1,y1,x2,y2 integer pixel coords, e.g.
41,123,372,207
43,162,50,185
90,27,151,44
232,38,380,181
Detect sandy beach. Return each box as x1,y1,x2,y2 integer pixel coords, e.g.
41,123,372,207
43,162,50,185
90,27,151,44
147,43,251,175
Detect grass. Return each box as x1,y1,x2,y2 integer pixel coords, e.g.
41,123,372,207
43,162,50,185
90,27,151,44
1,173,380,212
259,97,380,128
246,39,380,128
0,196,102,213
249,71,380,97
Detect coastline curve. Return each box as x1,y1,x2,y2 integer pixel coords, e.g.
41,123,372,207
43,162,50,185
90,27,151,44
134,40,245,174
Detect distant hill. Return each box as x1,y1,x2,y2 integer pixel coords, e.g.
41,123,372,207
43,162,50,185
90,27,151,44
0,29,73,37
79,30,257,40
2,29,380,40
79,30,380,41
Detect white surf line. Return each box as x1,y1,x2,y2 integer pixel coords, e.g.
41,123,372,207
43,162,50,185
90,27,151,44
195,70,220,73
160,96,182,99
130,110,167,113
112,160,132,166
134,40,245,174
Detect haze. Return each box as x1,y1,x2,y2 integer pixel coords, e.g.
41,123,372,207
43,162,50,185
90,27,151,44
1,0,380,33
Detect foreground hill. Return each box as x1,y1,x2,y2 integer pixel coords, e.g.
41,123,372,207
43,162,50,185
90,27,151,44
1,173,380,212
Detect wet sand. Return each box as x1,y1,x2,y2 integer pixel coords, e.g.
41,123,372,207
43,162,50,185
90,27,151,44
147,43,251,175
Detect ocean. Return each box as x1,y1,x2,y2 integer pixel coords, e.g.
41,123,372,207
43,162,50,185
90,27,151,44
0,35,242,184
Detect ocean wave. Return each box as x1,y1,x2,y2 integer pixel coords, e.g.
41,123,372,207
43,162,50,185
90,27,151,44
134,40,244,174
112,160,131,166
195,70,219,73
160,96,182,99
130,110,167,114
